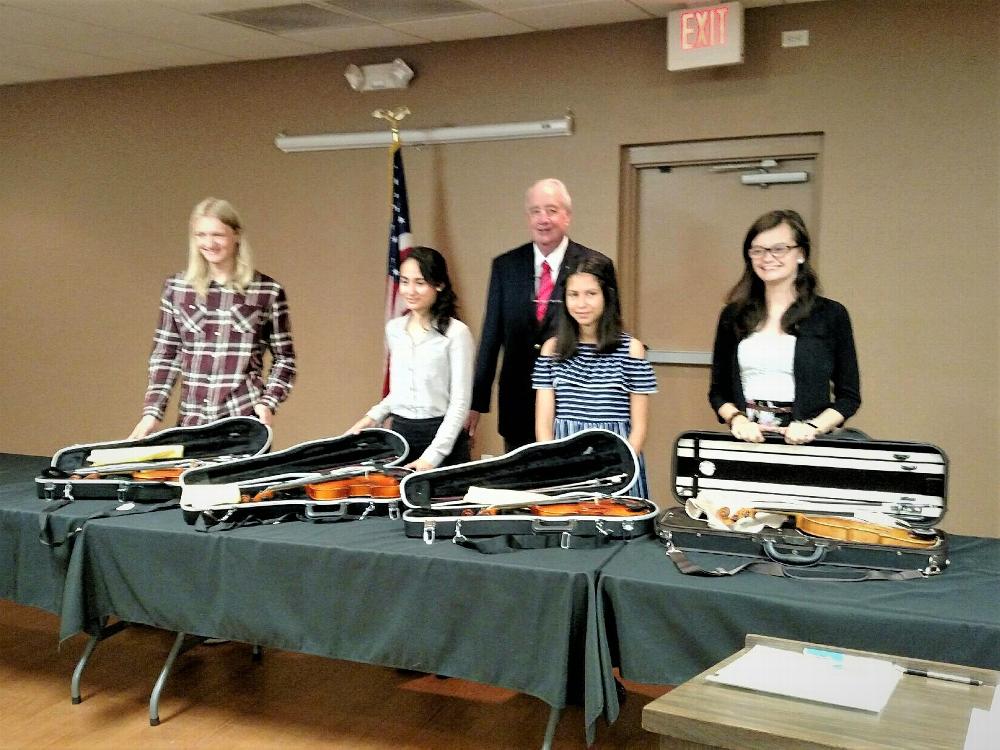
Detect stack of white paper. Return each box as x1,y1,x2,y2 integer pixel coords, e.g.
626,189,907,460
706,645,901,713
964,685,1000,750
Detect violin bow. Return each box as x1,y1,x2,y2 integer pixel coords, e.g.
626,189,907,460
477,490,649,516
52,458,204,479
430,473,629,509
50,452,256,479
723,497,938,521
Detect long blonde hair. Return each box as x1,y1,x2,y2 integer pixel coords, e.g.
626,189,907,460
184,197,254,297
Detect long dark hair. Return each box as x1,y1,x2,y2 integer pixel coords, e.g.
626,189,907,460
554,255,623,359
725,209,819,339
405,246,459,334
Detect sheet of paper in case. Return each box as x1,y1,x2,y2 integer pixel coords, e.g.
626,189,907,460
705,644,901,713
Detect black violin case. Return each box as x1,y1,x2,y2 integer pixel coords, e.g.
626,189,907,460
399,430,659,551
657,431,949,580
36,416,272,503
179,429,408,529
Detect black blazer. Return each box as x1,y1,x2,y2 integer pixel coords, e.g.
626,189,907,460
708,296,861,423
472,240,615,444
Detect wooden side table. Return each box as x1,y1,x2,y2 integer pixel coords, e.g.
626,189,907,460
642,634,997,750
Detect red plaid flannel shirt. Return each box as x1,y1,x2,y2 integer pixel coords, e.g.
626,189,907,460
142,272,296,425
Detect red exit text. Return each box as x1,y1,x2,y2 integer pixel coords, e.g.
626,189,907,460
680,6,730,50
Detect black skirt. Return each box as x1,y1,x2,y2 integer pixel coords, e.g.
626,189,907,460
389,414,470,467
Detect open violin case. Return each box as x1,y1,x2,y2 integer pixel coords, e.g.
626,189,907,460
179,428,408,530
399,429,659,551
36,416,272,503
657,430,949,580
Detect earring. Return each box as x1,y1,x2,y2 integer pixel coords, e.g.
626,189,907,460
797,258,804,265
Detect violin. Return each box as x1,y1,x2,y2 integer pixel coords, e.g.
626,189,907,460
131,467,186,481
243,468,406,503
471,495,650,517
530,496,650,517
60,458,202,482
304,472,401,501
63,466,185,481
794,514,938,549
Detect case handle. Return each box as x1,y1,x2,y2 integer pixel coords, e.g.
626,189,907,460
762,540,826,565
531,518,578,534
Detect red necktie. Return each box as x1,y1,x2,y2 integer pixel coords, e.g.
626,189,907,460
536,260,553,322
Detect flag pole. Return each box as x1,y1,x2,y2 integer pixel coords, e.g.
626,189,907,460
374,107,413,396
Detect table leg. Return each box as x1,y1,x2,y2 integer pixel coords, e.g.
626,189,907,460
70,620,129,704
541,705,561,750
149,632,206,726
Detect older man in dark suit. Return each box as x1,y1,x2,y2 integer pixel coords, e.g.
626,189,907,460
466,178,617,452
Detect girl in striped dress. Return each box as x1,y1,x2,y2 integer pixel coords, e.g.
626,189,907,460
532,255,657,498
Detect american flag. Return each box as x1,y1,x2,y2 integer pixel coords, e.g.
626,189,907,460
383,142,413,394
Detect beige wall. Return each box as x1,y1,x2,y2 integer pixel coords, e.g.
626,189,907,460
1,0,996,536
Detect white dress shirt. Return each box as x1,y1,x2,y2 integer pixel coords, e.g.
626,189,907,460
366,315,474,466
533,235,569,295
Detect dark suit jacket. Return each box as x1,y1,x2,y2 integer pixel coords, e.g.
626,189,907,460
708,296,862,423
472,239,615,445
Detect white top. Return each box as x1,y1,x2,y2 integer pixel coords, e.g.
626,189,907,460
533,235,568,295
366,315,474,467
737,331,797,402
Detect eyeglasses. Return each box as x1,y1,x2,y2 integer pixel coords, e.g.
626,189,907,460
748,244,800,259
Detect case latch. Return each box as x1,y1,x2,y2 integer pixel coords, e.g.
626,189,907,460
388,501,400,520
560,531,571,549
924,555,948,576
359,501,376,521
594,519,611,536
43,482,56,500
62,484,74,501
891,498,924,516
117,483,129,503
422,520,436,545
451,519,467,544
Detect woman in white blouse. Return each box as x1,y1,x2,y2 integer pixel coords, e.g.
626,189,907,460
349,247,474,470
709,210,861,445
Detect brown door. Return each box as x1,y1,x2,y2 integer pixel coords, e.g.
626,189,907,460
619,134,822,502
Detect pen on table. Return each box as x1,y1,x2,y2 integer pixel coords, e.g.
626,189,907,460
897,666,984,686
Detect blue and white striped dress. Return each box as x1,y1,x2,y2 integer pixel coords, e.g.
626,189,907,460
532,335,658,498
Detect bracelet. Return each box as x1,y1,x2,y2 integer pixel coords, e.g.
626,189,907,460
727,411,748,426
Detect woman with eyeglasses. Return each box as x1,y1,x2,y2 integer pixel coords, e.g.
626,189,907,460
709,209,860,445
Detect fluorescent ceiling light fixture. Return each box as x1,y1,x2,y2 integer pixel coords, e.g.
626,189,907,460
275,116,573,153
741,171,809,186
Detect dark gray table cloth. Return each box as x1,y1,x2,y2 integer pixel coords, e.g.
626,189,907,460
60,507,624,736
598,535,1000,722
0,453,179,613
0,453,78,611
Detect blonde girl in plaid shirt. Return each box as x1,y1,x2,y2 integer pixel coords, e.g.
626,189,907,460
128,198,296,439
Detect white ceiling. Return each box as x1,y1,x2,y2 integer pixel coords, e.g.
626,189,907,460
0,0,829,87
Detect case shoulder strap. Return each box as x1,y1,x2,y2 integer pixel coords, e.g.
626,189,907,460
665,547,924,581
38,499,178,561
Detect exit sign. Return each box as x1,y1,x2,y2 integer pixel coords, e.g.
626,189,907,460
667,2,744,71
